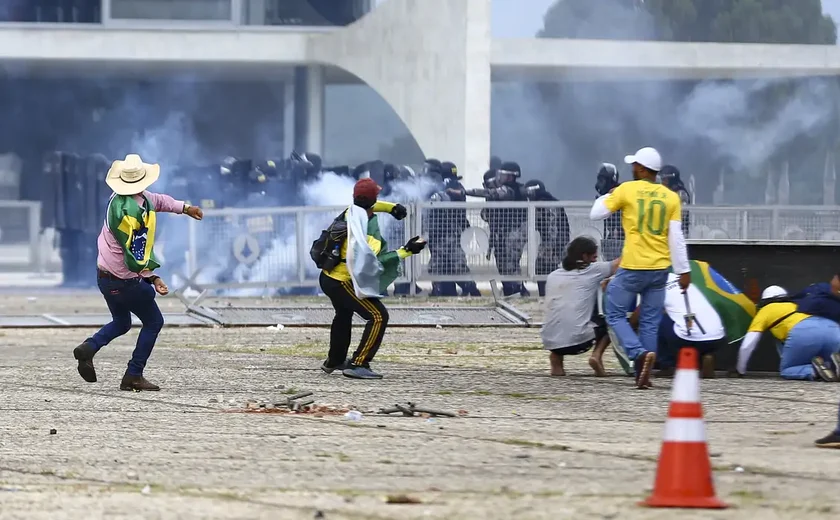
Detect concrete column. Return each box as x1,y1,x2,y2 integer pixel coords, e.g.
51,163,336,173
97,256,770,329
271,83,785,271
283,80,295,158
306,65,325,157
308,0,492,187
291,65,325,156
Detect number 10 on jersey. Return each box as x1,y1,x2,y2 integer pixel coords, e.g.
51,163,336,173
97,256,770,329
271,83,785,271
637,198,667,235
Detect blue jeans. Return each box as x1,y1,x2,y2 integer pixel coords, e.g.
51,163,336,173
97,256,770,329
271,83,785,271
657,314,724,369
780,317,840,380
606,268,669,361
87,275,164,376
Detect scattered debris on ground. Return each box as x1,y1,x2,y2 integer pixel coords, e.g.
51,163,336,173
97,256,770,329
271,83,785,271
378,402,460,418
385,494,423,504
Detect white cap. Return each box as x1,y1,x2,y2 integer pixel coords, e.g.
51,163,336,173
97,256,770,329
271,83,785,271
761,285,787,299
624,147,662,172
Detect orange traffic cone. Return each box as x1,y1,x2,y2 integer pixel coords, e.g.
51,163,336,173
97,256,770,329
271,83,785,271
641,347,728,509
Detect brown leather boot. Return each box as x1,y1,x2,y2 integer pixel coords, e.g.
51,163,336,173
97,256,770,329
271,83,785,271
120,373,160,391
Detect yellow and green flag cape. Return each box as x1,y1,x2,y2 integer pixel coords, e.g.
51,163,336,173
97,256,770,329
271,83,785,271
106,194,160,273
689,260,756,343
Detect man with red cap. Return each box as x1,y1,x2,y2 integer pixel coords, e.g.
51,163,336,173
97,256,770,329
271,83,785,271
319,178,426,379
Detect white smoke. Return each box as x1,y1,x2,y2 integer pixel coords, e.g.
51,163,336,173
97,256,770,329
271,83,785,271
203,170,437,297
677,79,835,175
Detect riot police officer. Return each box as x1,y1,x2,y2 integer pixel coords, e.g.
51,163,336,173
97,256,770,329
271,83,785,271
219,156,251,208
595,163,624,261
427,162,481,297
466,161,529,297
60,153,84,287
659,165,691,237
424,158,443,177
524,179,570,297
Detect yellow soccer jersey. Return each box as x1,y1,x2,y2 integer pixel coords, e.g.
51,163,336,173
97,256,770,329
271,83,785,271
604,180,681,270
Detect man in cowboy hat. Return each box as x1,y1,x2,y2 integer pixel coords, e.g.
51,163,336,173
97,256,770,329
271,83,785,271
72,154,203,391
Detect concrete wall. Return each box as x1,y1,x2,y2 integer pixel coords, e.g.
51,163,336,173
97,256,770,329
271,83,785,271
690,243,840,373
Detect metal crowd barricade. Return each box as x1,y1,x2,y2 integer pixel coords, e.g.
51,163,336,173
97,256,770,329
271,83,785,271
184,204,412,293
0,200,45,273
180,202,840,294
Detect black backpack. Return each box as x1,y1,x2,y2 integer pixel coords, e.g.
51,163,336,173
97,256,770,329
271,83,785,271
310,213,348,270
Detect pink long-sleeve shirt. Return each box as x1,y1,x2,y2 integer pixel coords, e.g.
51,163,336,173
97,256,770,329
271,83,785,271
96,190,185,280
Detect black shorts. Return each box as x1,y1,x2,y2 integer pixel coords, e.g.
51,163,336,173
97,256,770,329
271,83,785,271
591,305,607,343
550,340,595,356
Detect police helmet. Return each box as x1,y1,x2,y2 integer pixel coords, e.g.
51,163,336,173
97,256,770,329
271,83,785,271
658,165,681,188
300,152,322,173
595,163,619,195
255,160,278,178
523,179,546,199
249,168,268,184
489,156,502,170
424,158,442,176
399,165,416,179
483,169,496,188
524,179,545,191
440,161,461,180
221,157,251,177
497,161,521,179
352,162,371,180
384,163,400,182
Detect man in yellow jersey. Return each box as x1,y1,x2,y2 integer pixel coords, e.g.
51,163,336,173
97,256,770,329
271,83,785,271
736,285,840,381
319,178,426,380
590,147,690,389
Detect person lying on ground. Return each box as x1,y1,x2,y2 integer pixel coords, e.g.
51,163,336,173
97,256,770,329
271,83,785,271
541,236,620,376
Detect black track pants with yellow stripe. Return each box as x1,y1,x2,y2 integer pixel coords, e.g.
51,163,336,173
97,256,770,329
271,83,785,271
319,272,389,367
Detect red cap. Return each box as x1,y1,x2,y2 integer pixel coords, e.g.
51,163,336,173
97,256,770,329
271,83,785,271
353,178,382,200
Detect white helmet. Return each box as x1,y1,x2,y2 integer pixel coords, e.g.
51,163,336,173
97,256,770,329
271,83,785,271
761,285,787,300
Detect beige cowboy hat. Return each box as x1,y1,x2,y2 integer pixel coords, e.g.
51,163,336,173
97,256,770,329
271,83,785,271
105,154,161,195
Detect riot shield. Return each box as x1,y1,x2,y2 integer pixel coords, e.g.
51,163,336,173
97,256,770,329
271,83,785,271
85,154,109,232
41,151,62,230
62,153,83,232
54,152,69,230
92,154,112,219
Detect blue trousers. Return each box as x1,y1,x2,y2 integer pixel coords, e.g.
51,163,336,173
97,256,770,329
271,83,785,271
780,317,840,380
606,268,669,361
87,275,164,376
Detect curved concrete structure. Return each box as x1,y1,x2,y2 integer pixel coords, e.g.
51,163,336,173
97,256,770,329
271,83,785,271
309,0,491,188
2,0,840,186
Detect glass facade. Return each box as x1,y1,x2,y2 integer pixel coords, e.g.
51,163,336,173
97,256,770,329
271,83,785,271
110,0,231,21
245,0,371,27
0,0,372,26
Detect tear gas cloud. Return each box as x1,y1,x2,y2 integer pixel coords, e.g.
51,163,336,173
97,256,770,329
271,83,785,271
491,0,839,204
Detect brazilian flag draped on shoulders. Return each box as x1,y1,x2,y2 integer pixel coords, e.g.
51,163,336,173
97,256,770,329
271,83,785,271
107,193,160,273
346,204,402,297
366,215,402,293
688,260,756,343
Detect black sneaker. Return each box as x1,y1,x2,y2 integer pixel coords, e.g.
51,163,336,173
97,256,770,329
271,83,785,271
634,351,656,389
320,359,348,374
73,342,97,383
812,357,838,382
815,432,840,448
342,364,384,380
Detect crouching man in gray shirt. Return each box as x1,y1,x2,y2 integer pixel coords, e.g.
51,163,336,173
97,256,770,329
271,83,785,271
541,236,621,376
